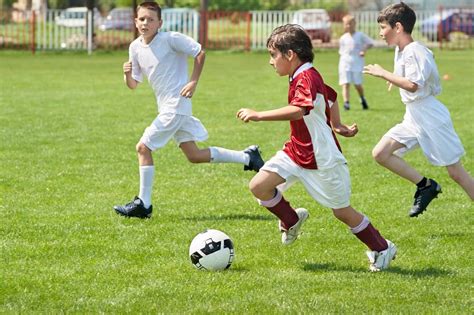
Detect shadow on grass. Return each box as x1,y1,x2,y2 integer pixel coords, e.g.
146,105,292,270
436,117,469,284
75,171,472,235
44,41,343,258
183,213,272,221
303,263,453,278
383,266,454,278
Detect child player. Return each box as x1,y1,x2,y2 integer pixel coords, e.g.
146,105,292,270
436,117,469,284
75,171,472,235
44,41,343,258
236,24,396,272
338,14,374,110
114,1,264,218
363,2,474,217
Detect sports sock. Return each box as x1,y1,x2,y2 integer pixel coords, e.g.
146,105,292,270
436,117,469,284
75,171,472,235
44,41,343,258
258,189,298,230
416,177,428,188
209,146,249,165
139,165,154,208
351,216,388,252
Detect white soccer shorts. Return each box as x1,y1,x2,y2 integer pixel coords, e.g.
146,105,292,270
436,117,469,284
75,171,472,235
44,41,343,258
261,150,351,209
339,70,363,85
140,113,209,151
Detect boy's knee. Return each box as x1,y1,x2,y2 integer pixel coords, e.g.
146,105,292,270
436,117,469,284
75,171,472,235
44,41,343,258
249,177,266,198
136,142,150,155
372,147,385,163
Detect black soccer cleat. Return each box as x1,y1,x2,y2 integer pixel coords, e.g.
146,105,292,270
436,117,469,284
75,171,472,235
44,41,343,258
409,179,442,217
361,98,369,110
114,196,152,219
243,145,264,172
343,102,350,110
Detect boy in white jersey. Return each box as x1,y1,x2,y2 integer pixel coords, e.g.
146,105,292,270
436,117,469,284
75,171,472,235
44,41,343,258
338,15,373,110
114,1,264,218
364,2,474,217
237,24,396,272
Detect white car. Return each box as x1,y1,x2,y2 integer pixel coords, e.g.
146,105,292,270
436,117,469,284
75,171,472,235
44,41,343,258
292,9,332,43
55,7,102,28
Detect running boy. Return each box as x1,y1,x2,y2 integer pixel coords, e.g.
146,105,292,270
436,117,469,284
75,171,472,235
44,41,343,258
338,14,374,110
363,2,474,217
237,24,396,272
114,1,264,218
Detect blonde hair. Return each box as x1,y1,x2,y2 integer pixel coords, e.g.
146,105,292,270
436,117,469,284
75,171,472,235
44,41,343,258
342,14,355,24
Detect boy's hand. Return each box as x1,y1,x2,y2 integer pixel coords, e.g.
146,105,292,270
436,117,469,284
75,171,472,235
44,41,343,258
123,61,132,74
236,108,259,123
333,123,358,137
363,64,386,77
180,81,197,98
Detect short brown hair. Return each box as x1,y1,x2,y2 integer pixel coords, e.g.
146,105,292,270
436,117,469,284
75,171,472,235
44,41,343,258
137,1,162,19
377,2,416,34
267,24,314,63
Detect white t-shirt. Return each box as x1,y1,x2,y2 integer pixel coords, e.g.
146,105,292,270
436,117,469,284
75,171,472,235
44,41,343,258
394,41,441,104
129,31,202,115
338,31,373,72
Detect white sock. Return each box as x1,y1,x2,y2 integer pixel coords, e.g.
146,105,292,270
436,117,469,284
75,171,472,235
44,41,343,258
139,165,154,208
209,147,249,165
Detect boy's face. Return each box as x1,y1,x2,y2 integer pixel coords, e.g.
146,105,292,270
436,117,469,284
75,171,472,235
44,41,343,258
268,47,291,76
135,7,163,40
343,19,355,33
378,21,397,45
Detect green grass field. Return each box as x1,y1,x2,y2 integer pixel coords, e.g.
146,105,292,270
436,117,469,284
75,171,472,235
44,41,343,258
0,48,473,313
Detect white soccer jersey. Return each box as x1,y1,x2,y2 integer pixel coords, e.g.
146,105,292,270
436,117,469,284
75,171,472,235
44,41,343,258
394,41,441,104
129,31,202,115
338,31,373,72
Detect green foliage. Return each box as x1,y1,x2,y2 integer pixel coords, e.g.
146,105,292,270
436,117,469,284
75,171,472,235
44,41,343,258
0,49,473,313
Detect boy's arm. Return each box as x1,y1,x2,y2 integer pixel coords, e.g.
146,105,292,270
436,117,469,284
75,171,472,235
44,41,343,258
180,50,205,98
237,105,305,123
363,64,418,92
123,61,138,90
330,100,358,137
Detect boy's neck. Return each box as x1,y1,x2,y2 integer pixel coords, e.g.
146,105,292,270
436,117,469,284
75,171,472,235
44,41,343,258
142,31,159,45
397,34,414,51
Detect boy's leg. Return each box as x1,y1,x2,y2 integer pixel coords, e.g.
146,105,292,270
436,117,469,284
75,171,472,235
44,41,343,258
446,161,474,199
333,206,396,271
113,142,154,218
373,136,441,216
342,84,351,110
354,84,368,109
179,141,264,172
372,136,423,184
250,170,308,245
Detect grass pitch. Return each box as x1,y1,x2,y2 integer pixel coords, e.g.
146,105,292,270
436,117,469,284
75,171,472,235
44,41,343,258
0,48,473,313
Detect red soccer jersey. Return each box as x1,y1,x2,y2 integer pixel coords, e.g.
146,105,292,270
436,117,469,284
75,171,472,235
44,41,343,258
282,63,345,170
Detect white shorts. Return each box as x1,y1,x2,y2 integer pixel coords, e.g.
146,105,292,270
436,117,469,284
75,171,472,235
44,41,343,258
261,151,351,209
385,119,465,166
339,70,363,85
140,113,208,151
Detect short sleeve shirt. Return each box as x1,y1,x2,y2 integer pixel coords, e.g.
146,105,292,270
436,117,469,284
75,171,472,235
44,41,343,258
394,41,441,104
282,63,346,170
338,31,374,72
129,31,201,115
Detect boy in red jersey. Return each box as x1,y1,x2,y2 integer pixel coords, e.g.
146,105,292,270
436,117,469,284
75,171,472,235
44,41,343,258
237,24,395,272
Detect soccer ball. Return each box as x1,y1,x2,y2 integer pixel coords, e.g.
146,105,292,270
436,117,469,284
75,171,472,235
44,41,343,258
189,229,234,271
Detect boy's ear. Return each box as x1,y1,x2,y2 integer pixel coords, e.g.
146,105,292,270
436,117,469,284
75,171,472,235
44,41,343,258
395,21,404,33
286,49,295,61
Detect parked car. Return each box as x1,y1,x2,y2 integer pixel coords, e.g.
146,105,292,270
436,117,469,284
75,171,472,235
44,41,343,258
292,9,331,43
55,7,102,28
99,7,134,31
420,9,474,41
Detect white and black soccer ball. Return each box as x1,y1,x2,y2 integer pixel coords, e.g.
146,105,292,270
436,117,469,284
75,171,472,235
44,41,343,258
189,229,234,271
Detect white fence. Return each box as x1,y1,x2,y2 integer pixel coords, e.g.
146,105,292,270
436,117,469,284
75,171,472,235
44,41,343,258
2,8,469,52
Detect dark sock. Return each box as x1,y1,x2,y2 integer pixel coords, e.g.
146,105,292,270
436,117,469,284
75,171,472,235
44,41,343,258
416,177,428,188
355,223,388,252
266,197,298,230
